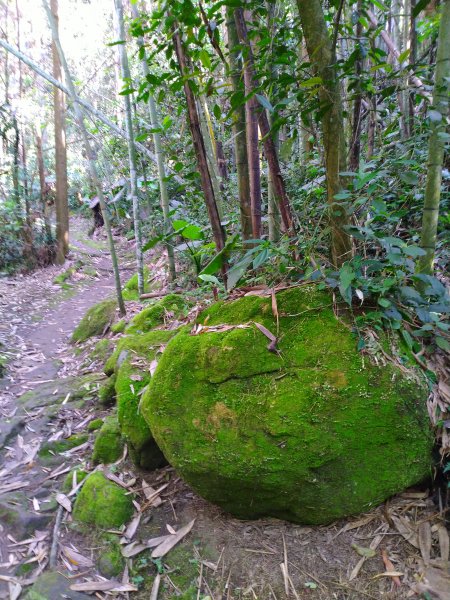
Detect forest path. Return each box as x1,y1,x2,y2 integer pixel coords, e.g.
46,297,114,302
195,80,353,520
0,217,134,596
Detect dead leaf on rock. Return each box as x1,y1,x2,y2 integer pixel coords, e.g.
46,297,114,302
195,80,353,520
56,493,72,513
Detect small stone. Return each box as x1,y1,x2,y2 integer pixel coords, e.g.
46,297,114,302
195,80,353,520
23,571,89,599
72,471,133,528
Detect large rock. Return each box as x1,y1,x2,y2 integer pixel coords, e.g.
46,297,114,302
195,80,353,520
141,286,432,525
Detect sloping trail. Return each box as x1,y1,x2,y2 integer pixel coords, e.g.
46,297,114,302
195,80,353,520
0,218,134,596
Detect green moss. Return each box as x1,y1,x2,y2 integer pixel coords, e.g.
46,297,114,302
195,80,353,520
87,418,103,432
23,571,88,600
38,434,88,466
111,319,126,334
98,373,117,406
115,359,166,471
125,294,188,334
122,266,151,301
72,471,133,528
52,260,83,286
97,535,124,577
90,338,114,364
142,286,433,525
92,415,124,464
104,329,176,376
71,299,117,343
62,468,88,493
163,543,199,597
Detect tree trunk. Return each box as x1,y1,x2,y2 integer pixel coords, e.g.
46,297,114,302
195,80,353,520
226,6,252,241
130,2,176,282
114,0,144,296
296,0,352,266
42,0,126,315
417,0,450,275
50,0,69,264
172,25,226,261
199,96,224,218
349,0,363,172
234,7,295,236
35,126,53,242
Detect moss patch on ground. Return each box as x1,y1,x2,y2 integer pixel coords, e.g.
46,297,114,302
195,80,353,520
72,471,133,528
142,286,433,525
38,434,88,466
122,266,151,301
62,468,88,493
96,534,125,577
71,299,117,343
87,418,103,432
98,373,117,405
111,319,126,334
92,415,124,464
125,294,188,334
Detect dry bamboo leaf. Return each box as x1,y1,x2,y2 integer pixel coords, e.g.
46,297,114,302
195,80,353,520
391,515,419,548
333,514,376,538
70,580,138,592
415,565,450,600
349,534,383,581
419,522,432,564
60,545,94,568
438,525,450,562
105,472,128,488
8,582,21,600
121,542,149,558
150,359,158,377
166,524,176,535
124,514,141,541
381,549,401,587
32,498,40,512
150,573,161,600
152,519,195,558
56,493,72,513
146,534,173,549
372,571,404,579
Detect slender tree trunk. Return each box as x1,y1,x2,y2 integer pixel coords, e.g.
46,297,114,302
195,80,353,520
234,7,295,236
409,0,417,134
50,0,69,264
226,6,252,241
172,25,226,261
35,126,53,242
114,0,144,295
42,0,126,315
11,112,20,210
417,0,450,275
0,38,184,183
199,96,224,218
130,2,176,282
296,0,352,266
349,0,363,172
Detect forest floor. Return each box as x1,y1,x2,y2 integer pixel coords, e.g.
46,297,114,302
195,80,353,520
0,218,449,600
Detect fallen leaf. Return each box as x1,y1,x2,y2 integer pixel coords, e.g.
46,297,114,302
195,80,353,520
70,581,138,592
351,543,376,558
152,519,195,558
60,545,94,568
419,522,432,564
381,549,401,587
123,514,141,541
56,493,72,513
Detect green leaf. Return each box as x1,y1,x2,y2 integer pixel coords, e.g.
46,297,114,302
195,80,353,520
401,329,414,349
300,76,322,88
399,172,419,185
199,49,211,70
378,297,392,308
339,263,355,290
436,336,450,352
143,234,164,252
198,274,220,285
403,245,426,257
213,104,222,120
428,109,442,123
413,0,433,17
398,49,410,64
172,219,188,231
181,224,204,241
255,94,274,113
226,254,254,291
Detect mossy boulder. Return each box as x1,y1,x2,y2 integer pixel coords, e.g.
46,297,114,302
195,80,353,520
71,299,117,343
115,358,167,471
87,418,103,432
62,468,88,493
141,286,433,525
89,338,115,364
96,535,125,577
98,373,117,406
104,329,176,376
92,415,124,464
125,294,187,334
111,319,126,334
72,471,133,528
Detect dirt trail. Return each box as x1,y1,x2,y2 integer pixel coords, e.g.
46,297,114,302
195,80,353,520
0,218,133,597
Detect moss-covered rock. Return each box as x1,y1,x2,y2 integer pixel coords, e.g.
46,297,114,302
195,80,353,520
97,535,125,577
87,418,103,432
92,415,124,464
62,468,88,493
98,373,117,406
141,286,433,525
116,359,167,471
89,338,115,364
104,329,176,376
38,434,88,466
111,319,126,334
72,471,133,528
71,299,117,343
125,294,187,334
23,571,90,599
